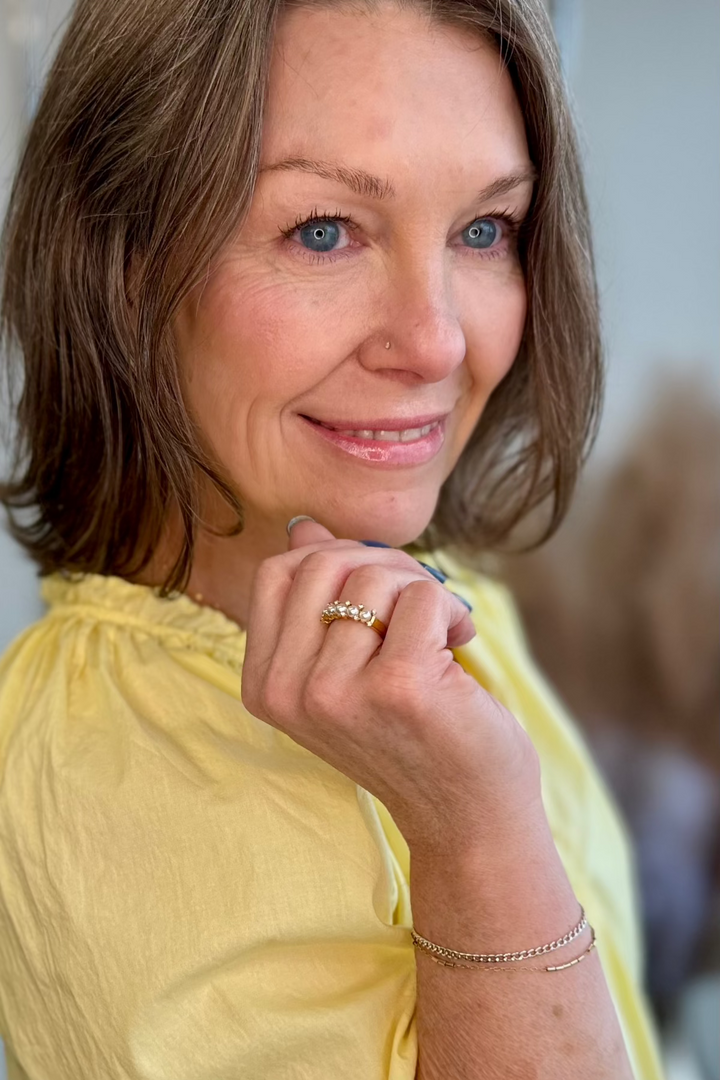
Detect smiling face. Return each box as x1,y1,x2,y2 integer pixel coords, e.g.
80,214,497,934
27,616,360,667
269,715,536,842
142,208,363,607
174,2,534,547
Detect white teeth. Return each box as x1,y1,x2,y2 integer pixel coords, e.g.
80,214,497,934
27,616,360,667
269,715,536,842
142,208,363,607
399,427,425,442
327,421,438,441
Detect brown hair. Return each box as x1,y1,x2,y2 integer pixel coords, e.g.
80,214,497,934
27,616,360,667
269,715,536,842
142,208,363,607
0,0,602,591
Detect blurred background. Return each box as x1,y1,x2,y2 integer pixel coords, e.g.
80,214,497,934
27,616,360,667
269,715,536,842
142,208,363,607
0,0,718,1077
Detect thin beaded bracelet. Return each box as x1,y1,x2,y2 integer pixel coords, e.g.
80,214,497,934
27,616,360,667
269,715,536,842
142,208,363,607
411,906,590,971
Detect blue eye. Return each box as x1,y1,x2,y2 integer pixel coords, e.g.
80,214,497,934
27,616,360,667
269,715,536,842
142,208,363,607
462,218,499,249
298,220,341,252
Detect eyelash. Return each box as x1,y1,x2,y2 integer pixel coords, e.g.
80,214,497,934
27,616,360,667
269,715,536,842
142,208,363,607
279,207,357,239
278,206,523,264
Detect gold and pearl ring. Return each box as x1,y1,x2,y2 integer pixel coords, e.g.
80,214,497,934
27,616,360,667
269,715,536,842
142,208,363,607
320,601,387,639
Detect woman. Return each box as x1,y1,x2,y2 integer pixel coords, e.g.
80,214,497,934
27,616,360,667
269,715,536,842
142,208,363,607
0,0,663,1077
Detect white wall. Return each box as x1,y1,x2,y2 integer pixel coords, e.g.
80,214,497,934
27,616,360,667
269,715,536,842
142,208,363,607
1,0,719,653
568,0,720,458
0,6,49,654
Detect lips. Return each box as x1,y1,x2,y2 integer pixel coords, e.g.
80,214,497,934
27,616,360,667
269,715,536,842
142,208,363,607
299,413,447,466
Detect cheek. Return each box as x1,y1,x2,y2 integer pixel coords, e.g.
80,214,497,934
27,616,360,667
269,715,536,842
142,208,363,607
179,265,362,414
461,272,527,389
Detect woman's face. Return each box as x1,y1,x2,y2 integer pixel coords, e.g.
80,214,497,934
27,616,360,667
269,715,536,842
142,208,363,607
174,3,534,546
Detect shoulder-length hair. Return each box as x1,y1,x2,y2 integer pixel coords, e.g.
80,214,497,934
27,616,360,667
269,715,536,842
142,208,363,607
1,0,602,591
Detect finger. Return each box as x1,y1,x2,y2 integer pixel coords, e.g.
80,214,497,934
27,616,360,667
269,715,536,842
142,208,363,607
287,517,336,550
244,540,472,695
249,539,439,657
266,543,474,701
243,538,356,692
380,579,475,664
269,558,417,693
313,563,430,678
296,563,408,682
282,557,474,693
243,539,401,695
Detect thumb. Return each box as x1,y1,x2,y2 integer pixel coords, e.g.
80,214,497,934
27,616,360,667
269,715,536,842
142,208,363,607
286,516,337,550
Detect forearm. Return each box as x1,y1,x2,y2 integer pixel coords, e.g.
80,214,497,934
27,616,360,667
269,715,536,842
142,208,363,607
410,808,634,1080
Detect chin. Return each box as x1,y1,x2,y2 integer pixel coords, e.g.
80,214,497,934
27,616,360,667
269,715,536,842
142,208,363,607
308,487,439,548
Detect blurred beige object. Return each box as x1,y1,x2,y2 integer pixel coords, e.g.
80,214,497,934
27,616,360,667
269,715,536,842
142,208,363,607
501,371,720,772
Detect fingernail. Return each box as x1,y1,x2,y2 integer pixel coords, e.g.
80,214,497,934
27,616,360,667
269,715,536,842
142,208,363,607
416,561,448,584
286,515,316,535
359,540,392,548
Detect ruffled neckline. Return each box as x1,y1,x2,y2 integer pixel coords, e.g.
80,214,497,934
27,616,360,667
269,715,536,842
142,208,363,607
42,571,247,662
39,550,469,669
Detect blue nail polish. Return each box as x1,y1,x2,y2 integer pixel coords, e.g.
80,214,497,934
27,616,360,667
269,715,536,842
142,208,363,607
359,544,471,610
416,561,448,584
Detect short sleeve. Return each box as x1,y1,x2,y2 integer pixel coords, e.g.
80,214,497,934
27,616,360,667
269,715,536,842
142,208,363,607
0,608,417,1080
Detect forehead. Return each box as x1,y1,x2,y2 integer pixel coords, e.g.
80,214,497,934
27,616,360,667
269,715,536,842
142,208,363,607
262,5,530,184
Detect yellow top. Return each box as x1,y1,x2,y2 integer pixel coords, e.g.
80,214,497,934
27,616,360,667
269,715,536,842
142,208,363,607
0,554,663,1080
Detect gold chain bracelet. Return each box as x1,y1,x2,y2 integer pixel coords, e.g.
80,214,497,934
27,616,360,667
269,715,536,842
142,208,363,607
420,929,597,973
410,906,589,967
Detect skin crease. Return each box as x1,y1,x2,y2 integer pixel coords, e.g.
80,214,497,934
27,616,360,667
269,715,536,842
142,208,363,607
169,3,534,626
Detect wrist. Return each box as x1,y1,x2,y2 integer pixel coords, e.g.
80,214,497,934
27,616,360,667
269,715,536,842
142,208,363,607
393,731,545,859
404,758,546,866
408,805,579,951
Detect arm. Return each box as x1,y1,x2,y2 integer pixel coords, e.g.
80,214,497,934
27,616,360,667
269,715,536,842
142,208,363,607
411,806,632,1079
243,521,638,1080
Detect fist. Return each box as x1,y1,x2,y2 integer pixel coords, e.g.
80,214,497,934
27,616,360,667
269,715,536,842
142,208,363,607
241,520,541,855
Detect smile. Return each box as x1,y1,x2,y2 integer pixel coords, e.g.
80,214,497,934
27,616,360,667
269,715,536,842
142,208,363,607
300,414,447,466
311,419,440,442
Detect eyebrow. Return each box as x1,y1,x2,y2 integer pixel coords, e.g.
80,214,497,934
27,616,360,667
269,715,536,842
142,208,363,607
259,157,537,204
259,158,396,200
475,167,538,202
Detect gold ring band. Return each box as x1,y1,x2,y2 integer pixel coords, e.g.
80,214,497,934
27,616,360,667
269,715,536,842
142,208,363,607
320,601,387,640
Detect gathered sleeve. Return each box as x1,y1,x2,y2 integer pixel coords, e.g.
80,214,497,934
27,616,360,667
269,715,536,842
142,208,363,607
0,598,417,1080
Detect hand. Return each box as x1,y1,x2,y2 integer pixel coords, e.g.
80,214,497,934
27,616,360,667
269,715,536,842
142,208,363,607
241,520,541,855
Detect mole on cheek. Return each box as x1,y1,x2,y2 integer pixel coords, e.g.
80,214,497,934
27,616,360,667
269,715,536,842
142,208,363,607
552,1004,563,1020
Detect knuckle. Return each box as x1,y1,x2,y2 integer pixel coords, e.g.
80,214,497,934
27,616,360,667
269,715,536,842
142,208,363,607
259,663,296,723
301,672,337,720
241,670,274,723
253,554,285,589
403,577,440,596
343,563,390,593
240,680,260,719
393,549,429,572
296,550,339,580
402,577,443,608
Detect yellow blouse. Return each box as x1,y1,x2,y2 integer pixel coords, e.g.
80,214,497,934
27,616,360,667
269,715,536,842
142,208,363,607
0,554,663,1080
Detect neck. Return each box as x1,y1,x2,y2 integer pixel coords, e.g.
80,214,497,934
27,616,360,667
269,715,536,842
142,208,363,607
135,497,290,630
184,517,288,630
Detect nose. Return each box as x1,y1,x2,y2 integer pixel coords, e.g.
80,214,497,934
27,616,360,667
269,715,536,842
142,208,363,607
359,260,466,383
